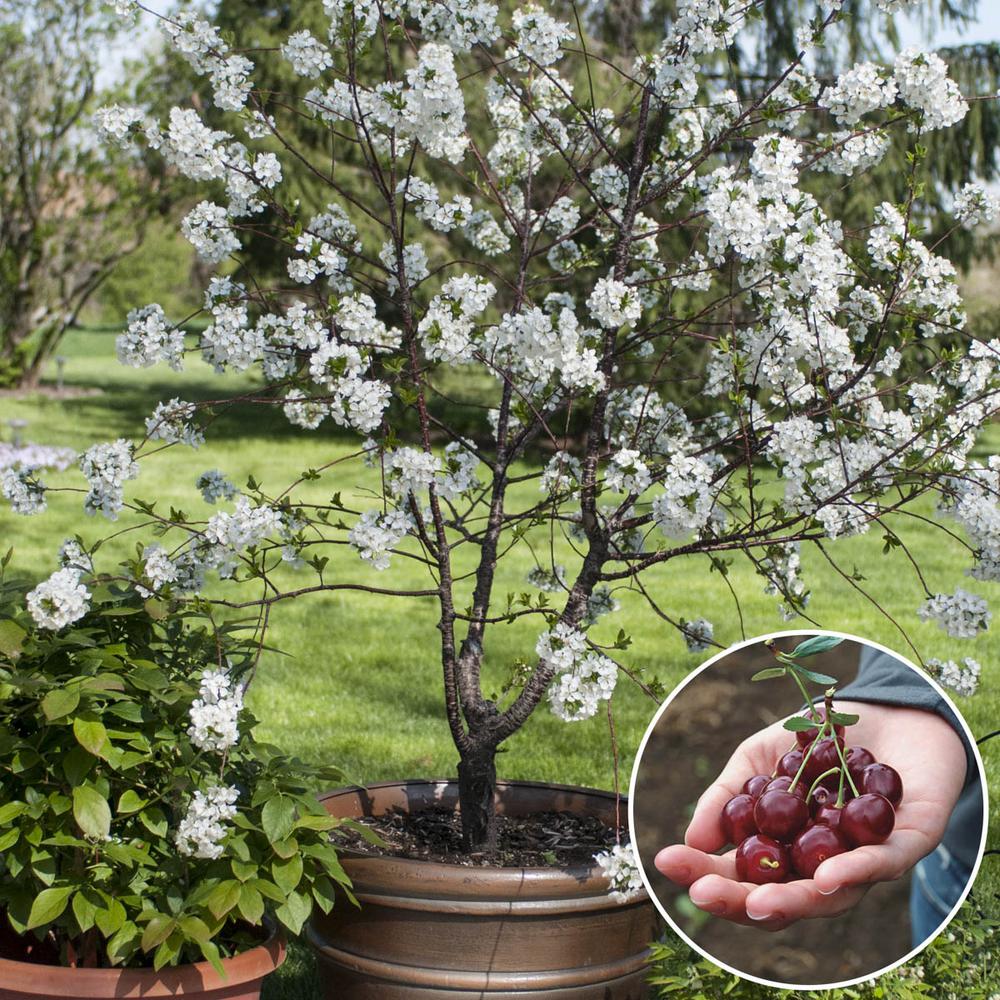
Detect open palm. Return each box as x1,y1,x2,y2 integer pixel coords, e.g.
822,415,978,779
654,701,968,930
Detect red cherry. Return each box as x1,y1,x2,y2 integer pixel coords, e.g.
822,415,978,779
776,749,805,779
791,824,849,878
813,803,845,831
742,774,771,800
794,706,845,747
802,736,844,784
840,793,895,847
845,746,876,784
808,784,835,814
754,788,810,842
861,763,903,807
735,834,791,884
764,775,807,800
721,794,757,845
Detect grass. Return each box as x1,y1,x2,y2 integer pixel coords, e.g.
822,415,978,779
2,327,999,997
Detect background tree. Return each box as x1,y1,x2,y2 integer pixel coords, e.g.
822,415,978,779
0,0,183,388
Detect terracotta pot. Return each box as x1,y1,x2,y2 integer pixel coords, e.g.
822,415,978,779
309,779,660,1000
0,924,285,1000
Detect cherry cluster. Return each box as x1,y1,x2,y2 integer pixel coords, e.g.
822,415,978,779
721,706,904,884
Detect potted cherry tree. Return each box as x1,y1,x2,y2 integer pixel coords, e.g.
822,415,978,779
4,0,999,995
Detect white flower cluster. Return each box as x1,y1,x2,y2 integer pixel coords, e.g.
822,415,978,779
594,842,643,903
283,30,332,77
528,565,567,592
93,104,147,146
118,304,185,370
953,183,1000,230
163,12,253,112
917,588,991,639
2,467,46,515
681,617,714,652
175,785,240,860
893,48,967,132
418,274,496,363
819,63,897,125
508,6,573,69
182,201,241,263
26,567,91,631
605,449,651,496
537,623,618,722
401,43,468,163
651,454,716,539
137,544,179,597
540,452,582,495
188,668,244,753
196,470,239,504
348,509,415,570
79,440,139,520
146,398,203,448
926,657,981,698
202,496,285,577
587,275,641,330
760,542,809,620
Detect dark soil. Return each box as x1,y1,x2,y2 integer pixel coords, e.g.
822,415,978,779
337,806,624,868
632,637,914,986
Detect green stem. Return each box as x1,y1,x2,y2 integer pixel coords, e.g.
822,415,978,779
833,735,860,797
807,767,840,802
790,670,821,720
789,737,819,794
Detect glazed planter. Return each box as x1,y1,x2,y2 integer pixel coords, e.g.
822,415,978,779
309,779,660,1000
0,924,285,1000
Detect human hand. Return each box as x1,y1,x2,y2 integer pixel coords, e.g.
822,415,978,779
654,702,967,930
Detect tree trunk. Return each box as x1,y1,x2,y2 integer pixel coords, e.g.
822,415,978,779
457,744,498,853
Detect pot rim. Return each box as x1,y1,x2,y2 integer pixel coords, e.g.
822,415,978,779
321,777,630,887
0,923,285,997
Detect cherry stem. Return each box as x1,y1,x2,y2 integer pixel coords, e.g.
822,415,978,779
833,733,860,797
807,767,840,802
789,730,823,793
790,668,821,720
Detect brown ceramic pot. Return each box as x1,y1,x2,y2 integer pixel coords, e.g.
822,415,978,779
0,924,285,1000
309,779,660,1000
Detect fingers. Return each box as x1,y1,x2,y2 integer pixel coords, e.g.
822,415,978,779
684,784,734,853
743,879,867,925
654,844,738,886
812,828,928,893
687,874,764,926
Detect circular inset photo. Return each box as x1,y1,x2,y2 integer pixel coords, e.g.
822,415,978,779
629,632,988,990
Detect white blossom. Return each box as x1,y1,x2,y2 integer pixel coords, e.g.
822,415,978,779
138,545,179,597
594,842,643,902
2,468,46,515
146,398,203,448
587,275,641,329
918,588,991,639
926,657,981,697
893,49,967,132
953,183,1000,230
283,30,332,76
349,509,414,570
118,304,185,371
175,785,239,860
26,568,90,631
197,470,238,503
682,617,714,652
188,669,244,752
605,449,651,495
79,440,139,520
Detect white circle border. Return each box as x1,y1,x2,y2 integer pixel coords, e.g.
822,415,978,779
626,628,991,992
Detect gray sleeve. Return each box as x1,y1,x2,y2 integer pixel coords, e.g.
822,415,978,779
834,645,977,786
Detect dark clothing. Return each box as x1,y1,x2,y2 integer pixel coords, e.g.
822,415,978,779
832,646,983,946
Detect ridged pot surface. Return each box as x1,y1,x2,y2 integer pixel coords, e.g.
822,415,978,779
0,927,285,1000
310,779,659,999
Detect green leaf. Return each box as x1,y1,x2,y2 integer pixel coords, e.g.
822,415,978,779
141,914,176,953
0,619,26,659
26,886,73,930
72,892,98,933
62,746,95,787
792,665,839,686
238,883,265,924
139,807,168,838
828,711,860,726
750,667,786,682
206,880,242,920
272,854,304,896
0,800,26,825
41,687,80,721
95,897,126,937
198,939,226,979
73,718,108,758
117,790,146,814
72,786,111,840
275,889,312,935
0,828,19,851
788,635,844,659
261,796,296,843
782,716,820,733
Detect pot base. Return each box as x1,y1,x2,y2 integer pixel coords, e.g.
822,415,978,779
311,779,660,1000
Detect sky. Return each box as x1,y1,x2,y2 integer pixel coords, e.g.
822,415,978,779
899,6,1000,47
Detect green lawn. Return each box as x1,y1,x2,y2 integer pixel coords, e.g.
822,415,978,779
1,327,998,997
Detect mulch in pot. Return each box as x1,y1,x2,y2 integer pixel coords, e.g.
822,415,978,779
336,807,625,867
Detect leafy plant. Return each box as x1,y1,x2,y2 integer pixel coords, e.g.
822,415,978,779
0,555,353,972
